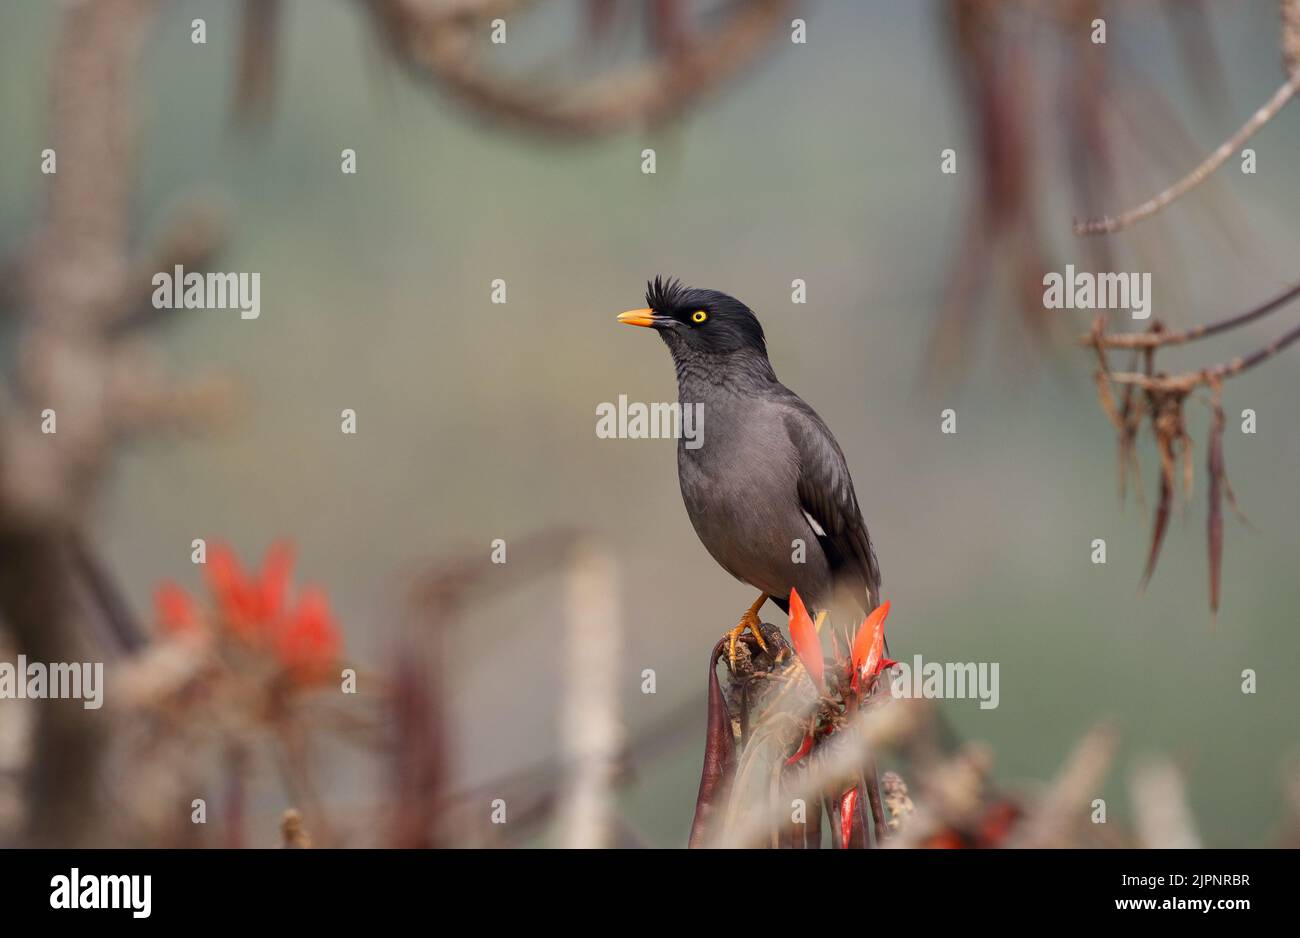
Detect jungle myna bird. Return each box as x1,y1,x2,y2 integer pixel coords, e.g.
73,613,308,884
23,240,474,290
617,277,882,661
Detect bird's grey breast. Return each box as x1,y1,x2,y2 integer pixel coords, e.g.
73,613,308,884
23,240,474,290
676,393,806,595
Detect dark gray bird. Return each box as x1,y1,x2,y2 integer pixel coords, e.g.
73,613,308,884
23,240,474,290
617,276,881,660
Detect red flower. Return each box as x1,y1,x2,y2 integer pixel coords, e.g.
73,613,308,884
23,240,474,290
205,541,294,642
850,600,892,693
922,831,966,849
784,732,814,766
155,541,345,688
787,587,823,691
273,587,341,684
977,800,1022,847
154,581,199,636
839,788,859,848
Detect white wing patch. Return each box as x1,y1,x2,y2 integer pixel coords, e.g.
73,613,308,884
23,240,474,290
801,508,827,537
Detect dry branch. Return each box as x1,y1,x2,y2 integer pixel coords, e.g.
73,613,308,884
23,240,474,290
1075,0,1300,235
1084,279,1299,610
361,0,791,137
0,0,163,847
1074,74,1300,235
1103,319,1300,394
1081,280,1300,351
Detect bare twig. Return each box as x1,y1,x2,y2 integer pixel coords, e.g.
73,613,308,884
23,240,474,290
1082,280,1300,350
1074,72,1300,235
1104,318,1300,393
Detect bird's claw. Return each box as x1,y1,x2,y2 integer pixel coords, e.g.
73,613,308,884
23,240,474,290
726,612,769,668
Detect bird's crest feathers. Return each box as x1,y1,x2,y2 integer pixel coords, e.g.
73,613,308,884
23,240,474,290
642,275,768,360
645,275,689,314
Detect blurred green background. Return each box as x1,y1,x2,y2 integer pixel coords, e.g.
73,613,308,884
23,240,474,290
2,0,1298,846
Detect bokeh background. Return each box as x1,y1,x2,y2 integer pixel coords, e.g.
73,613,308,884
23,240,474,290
1,0,1298,847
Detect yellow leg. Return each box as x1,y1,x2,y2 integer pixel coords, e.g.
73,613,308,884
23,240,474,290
727,593,770,666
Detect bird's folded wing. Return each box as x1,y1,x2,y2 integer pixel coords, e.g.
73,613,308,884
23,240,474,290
781,403,882,606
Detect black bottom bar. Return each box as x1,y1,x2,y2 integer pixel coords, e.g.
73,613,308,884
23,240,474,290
3,848,1281,923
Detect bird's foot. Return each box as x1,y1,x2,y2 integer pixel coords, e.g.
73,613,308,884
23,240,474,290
727,609,769,669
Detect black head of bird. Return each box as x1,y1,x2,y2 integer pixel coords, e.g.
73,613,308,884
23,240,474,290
617,276,773,380
617,276,882,665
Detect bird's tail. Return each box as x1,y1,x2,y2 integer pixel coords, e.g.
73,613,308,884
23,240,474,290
821,581,884,654
823,580,888,657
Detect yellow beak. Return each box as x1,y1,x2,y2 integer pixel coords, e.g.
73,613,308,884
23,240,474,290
617,308,658,328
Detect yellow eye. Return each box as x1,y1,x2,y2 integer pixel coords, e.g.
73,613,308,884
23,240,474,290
691,310,708,324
